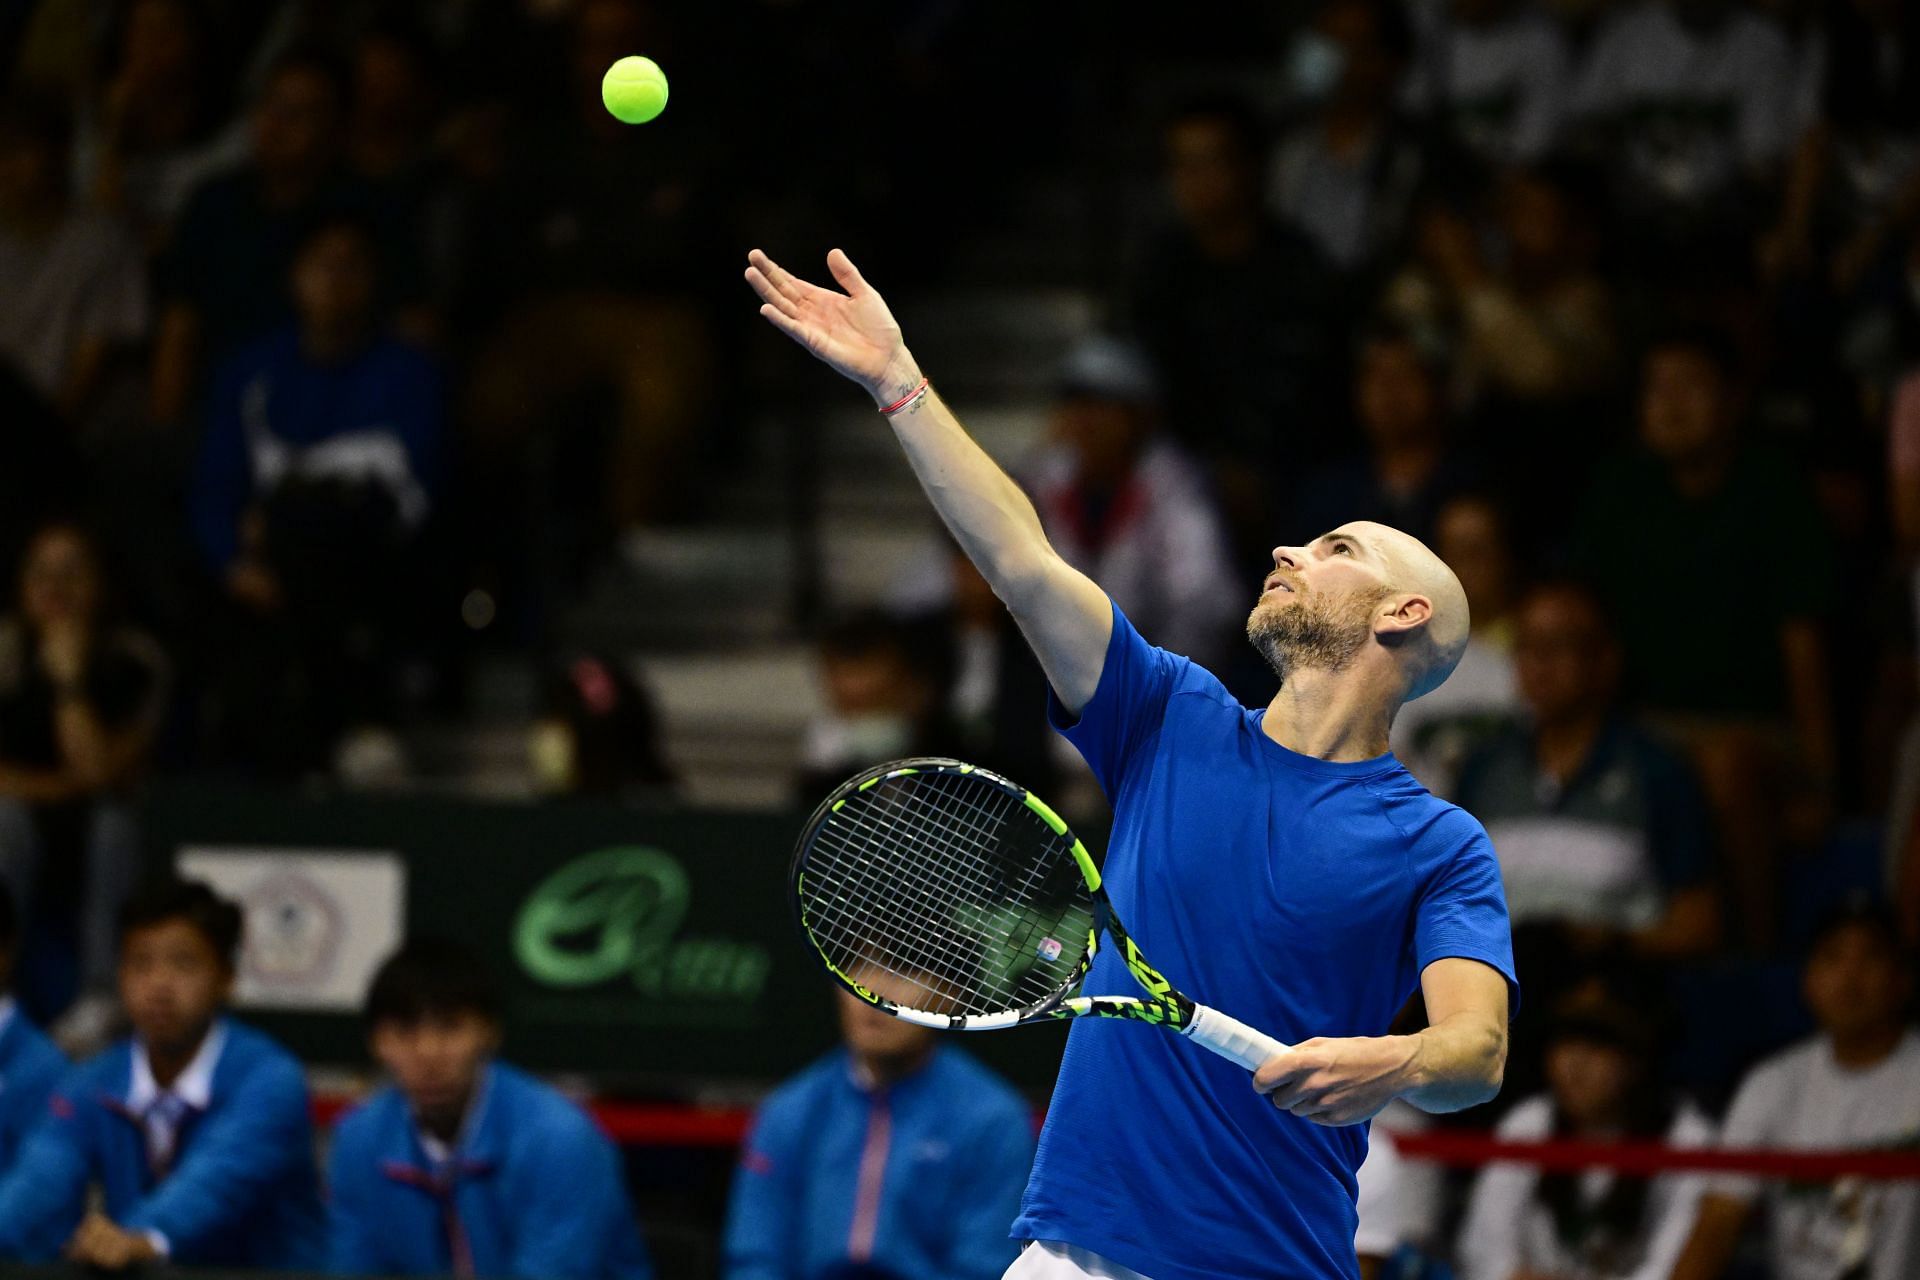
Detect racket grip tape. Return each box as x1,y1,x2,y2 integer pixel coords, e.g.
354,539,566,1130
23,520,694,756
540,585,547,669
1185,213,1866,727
1184,1004,1290,1072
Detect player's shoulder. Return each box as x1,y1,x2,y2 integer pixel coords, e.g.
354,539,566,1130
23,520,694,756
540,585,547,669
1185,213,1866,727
1367,775,1494,859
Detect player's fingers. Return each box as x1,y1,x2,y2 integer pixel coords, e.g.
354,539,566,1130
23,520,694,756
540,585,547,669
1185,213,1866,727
1252,1050,1306,1094
744,267,801,317
826,247,869,295
758,303,812,345
747,249,813,302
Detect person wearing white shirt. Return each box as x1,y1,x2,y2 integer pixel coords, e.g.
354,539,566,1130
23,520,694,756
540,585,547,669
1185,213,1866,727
1459,995,1711,1280
1669,903,1920,1280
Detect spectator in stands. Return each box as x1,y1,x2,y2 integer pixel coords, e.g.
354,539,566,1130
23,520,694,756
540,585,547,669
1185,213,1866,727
1271,0,1424,275
1384,165,1617,424
1294,325,1481,550
1127,95,1342,557
329,939,653,1280
1457,581,1721,961
530,654,677,799
1459,991,1713,1280
1390,494,1521,796
1761,0,1920,297
150,46,352,425
796,611,953,801
0,522,167,1040
191,212,442,777
0,96,149,423
1572,330,1836,948
1567,0,1796,276
1404,0,1571,170
0,881,65,1174
724,968,1034,1280
1668,902,1920,1280
462,0,722,535
0,879,325,1269
910,545,1059,796
74,0,249,250
1025,336,1241,670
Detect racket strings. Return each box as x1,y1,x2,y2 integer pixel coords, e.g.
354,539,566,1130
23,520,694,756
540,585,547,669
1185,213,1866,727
806,782,1013,1010
802,771,1095,1018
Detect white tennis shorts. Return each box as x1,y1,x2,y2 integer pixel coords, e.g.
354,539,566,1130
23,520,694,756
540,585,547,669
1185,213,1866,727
1003,1240,1155,1280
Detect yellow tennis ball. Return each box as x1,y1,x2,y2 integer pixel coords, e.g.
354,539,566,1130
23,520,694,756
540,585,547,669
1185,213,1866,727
601,55,668,125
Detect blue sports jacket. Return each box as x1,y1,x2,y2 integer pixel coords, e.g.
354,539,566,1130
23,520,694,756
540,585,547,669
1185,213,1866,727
0,1009,65,1172
0,1018,325,1267
724,1046,1035,1280
328,1061,653,1280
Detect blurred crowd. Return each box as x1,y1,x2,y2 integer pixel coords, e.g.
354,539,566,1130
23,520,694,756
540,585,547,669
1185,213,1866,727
4,0,1920,1277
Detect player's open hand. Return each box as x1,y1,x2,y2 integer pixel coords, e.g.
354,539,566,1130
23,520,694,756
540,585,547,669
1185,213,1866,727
745,249,920,406
1252,1035,1417,1126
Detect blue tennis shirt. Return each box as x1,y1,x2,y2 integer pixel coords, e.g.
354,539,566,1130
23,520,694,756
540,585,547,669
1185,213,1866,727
1010,603,1516,1280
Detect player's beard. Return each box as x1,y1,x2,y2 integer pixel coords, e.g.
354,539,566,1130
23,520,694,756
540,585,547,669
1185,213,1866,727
1246,585,1387,685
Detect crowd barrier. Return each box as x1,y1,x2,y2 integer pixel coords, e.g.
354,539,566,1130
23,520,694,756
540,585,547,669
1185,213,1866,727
309,1093,1920,1179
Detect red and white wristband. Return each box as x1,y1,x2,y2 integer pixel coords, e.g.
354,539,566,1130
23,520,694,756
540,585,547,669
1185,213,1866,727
878,377,930,417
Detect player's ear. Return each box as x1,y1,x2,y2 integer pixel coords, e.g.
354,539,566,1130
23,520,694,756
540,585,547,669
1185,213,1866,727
1374,594,1432,637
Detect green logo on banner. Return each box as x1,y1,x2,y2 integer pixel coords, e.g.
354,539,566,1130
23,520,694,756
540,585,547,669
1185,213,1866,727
513,846,770,1002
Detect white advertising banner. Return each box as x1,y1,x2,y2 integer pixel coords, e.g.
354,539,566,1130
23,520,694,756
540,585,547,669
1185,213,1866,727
175,848,406,1011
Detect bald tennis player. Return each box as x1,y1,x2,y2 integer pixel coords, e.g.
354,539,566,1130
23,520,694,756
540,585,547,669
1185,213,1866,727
747,249,1516,1280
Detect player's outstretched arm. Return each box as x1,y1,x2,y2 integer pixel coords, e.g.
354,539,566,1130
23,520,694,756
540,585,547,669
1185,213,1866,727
746,248,1111,711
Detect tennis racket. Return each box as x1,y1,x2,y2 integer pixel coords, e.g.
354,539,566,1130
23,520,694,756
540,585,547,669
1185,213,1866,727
791,757,1290,1071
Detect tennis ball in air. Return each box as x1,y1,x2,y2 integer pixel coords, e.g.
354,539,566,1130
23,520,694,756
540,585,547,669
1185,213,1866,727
602,56,668,125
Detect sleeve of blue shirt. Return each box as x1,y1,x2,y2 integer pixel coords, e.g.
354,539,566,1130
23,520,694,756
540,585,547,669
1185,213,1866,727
1412,818,1520,1011
1046,601,1183,797
939,1104,1035,1280
504,1113,652,1280
0,1089,95,1259
721,1100,804,1280
189,350,256,573
118,1054,312,1252
323,1121,387,1276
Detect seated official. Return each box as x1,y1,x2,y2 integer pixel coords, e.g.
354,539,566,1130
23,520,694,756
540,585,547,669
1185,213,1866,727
724,974,1035,1280
328,939,653,1280
0,881,65,1172
0,878,324,1269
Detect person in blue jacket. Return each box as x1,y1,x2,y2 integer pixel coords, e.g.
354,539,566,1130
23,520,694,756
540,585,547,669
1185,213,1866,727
724,971,1037,1280
0,880,65,1173
328,937,652,1280
0,877,325,1269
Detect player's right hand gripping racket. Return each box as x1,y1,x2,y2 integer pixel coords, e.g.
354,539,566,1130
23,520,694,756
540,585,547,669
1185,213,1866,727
791,758,1290,1071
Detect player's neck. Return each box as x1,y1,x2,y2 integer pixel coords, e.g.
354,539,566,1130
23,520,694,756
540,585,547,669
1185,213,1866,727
1261,670,1395,762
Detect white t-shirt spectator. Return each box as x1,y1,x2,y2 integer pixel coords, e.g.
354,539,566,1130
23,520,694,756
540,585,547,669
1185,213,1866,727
1404,6,1571,164
0,206,148,404
1459,1093,1713,1280
1711,1030,1920,1280
1356,1100,1443,1262
1569,1,1795,206
1026,438,1241,670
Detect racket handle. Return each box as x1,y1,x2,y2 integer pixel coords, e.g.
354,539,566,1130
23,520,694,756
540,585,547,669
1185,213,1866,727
1184,1004,1290,1072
